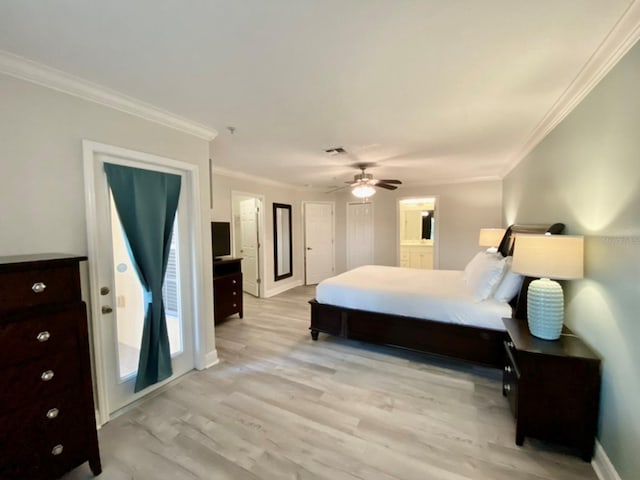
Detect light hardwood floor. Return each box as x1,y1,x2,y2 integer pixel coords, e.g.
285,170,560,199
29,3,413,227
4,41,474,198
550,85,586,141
64,286,598,480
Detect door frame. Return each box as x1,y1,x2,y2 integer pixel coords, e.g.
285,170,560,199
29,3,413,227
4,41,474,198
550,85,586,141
302,200,335,284
83,140,208,425
231,190,266,298
396,195,440,269
346,200,374,270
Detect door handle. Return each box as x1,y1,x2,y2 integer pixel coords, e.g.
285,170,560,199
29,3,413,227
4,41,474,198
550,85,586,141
101,306,113,314
307,247,312,250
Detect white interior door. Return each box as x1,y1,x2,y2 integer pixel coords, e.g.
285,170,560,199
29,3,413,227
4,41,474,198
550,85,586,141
239,197,260,296
347,202,374,270
87,150,197,416
304,202,335,284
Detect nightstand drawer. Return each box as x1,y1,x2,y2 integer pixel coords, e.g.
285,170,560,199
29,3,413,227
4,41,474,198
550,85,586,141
502,341,520,417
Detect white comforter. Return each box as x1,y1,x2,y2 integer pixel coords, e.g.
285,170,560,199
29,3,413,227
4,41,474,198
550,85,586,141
315,265,510,331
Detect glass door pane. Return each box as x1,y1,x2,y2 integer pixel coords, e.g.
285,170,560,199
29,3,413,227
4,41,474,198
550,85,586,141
109,194,184,381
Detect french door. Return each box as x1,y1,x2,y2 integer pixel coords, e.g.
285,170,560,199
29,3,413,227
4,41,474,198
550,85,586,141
84,142,201,421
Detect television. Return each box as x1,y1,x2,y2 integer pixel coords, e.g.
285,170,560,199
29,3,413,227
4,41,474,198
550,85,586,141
211,221,231,260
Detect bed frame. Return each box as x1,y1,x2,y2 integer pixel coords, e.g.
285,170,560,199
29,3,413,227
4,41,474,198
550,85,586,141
309,223,564,368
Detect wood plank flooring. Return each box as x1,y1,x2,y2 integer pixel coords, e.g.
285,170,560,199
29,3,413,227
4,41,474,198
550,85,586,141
63,286,598,480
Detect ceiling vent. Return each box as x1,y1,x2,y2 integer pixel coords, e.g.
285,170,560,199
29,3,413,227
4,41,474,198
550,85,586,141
324,147,346,155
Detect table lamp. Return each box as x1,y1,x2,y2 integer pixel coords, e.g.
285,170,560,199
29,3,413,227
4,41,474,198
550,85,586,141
511,234,584,340
479,228,506,252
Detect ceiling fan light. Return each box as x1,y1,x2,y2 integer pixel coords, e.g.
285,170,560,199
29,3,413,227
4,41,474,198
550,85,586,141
352,184,376,198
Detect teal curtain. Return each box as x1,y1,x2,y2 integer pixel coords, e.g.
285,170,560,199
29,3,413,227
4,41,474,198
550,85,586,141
104,163,181,392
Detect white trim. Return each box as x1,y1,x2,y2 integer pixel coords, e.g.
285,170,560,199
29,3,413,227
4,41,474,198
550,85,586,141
302,201,336,285
265,279,304,298
592,440,622,480
0,50,217,141
82,140,209,424
503,0,640,176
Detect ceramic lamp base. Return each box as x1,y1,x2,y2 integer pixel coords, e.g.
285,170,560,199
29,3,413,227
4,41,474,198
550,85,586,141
527,278,564,340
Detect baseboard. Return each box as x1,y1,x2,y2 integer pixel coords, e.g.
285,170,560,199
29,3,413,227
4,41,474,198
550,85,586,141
201,350,219,369
265,279,304,298
592,440,622,480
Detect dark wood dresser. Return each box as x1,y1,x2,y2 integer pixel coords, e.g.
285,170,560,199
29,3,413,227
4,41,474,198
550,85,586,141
502,317,601,461
0,254,101,479
213,258,243,324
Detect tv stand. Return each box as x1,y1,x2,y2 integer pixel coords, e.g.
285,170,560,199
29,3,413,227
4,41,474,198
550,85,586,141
213,258,243,324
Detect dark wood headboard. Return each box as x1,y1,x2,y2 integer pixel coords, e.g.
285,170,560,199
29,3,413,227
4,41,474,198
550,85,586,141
498,223,565,319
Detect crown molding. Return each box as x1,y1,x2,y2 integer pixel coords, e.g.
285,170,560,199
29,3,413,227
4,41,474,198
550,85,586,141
0,49,217,141
502,0,640,176
406,174,502,188
212,165,320,191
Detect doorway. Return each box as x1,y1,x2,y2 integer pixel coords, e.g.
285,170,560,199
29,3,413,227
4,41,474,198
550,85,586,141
303,201,335,284
398,197,438,269
231,191,265,297
347,201,374,270
83,141,206,424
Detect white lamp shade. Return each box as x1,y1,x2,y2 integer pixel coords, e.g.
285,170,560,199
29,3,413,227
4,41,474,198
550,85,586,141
512,234,584,280
352,184,376,198
478,228,506,247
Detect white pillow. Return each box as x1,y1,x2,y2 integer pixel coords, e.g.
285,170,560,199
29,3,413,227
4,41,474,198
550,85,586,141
463,251,507,301
493,256,524,303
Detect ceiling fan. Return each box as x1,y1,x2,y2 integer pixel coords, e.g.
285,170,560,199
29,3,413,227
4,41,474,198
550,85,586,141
340,164,402,198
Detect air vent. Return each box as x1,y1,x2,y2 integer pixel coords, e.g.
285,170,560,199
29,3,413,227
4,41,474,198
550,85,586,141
324,147,346,155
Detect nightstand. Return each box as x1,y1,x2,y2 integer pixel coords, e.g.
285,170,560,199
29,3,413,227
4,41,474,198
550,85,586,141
502,317,601,461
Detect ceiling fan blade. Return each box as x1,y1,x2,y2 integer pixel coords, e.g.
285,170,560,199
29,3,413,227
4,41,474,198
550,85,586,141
377,179,402,184
375,183,398,190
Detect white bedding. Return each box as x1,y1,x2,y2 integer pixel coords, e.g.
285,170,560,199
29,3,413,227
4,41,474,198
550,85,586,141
315,265,510,331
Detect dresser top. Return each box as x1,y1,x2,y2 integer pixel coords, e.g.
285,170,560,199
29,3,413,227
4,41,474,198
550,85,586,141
503,317,600,361
0,253,87,270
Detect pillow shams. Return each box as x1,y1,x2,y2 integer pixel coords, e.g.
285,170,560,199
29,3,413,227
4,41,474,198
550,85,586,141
463,251,506,301
493,256,524,303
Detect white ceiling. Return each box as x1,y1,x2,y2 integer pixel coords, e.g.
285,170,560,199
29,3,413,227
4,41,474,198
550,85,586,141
0,1,637,189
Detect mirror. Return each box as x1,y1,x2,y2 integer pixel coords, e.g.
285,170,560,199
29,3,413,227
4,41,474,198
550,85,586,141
273,203,292,281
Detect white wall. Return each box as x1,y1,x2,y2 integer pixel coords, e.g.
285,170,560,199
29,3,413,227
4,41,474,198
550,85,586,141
503,40,640,480
209,170,328,296
0,73,216,363
334,180,502,273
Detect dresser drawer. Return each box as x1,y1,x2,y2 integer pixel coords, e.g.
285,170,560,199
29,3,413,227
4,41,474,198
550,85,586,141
0,305,81,367
0,350,81,412
0,393,84,438
0,398,89,480
0,264,81,314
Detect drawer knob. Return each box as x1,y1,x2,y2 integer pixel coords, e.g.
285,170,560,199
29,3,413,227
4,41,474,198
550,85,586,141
233,303,237,308
504,365,512,373
41,370,55,381
504,384,511,392
32,282,47,293
51,444,64,456
46,408,59,419
37,331,51,342
232,280,237,284
232,291,237,296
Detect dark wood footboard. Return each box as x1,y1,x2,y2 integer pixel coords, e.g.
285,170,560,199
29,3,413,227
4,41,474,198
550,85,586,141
309,299,507,368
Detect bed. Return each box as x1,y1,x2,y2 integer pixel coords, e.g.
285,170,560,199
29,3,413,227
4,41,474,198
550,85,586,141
309,223,564,368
